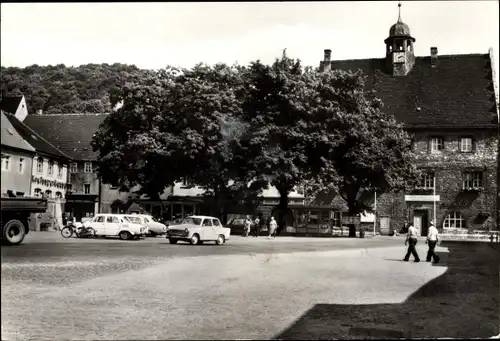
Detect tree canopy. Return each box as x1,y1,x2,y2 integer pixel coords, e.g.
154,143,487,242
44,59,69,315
1,63,150,114
91,53,421,221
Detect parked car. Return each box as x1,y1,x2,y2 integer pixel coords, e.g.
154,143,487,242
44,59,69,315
83,214,146,240
125,214,167,237
166,215,231,245
227,218,247,235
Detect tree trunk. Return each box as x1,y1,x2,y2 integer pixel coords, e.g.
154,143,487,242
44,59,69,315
276,188,290,236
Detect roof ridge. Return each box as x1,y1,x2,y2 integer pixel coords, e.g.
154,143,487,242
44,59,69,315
29,113,110,116
5,112,73,160
329,52,488,63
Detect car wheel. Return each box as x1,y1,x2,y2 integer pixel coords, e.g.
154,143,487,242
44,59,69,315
119,231,131,240
169,238,178,244
189,234,199,245
216,234,225,245
2,219,26,245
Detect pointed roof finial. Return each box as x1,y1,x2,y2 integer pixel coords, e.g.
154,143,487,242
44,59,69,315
398,1,402,22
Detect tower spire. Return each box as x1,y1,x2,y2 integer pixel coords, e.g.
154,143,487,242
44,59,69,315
398,1,402,23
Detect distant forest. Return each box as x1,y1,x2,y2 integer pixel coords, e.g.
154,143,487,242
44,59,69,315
1,63,152,115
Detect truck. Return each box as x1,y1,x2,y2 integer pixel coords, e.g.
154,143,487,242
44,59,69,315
1,197,48,245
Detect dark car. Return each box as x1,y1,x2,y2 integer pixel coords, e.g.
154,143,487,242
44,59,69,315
227,218,247,236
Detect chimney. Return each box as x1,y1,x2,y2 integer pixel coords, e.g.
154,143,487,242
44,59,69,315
430,47,438,67
37,109,43,115
323,49,332,72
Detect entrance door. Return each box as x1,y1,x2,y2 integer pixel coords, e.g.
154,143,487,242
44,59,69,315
413,210,428,237
380,217,391,236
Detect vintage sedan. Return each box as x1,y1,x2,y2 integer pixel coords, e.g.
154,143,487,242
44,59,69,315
166,215,231,245
125,214,168,237
83,214,146,240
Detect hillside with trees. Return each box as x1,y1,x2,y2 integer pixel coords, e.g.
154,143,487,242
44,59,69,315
0,63,153,114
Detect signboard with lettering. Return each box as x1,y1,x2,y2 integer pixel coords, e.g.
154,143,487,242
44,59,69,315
342,216,361,224
404,195,440,202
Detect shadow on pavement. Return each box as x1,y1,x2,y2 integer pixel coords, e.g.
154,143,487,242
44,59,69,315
274,242,499,340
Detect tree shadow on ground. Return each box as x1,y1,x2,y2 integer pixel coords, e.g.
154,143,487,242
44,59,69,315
274,242,500,340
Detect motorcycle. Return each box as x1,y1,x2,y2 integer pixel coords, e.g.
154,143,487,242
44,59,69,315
61,223,96,239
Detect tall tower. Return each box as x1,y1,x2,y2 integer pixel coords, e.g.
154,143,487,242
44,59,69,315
384,3,416,76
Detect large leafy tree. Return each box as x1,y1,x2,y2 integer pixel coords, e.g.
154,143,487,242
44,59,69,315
233,53,316,229
92,63,260,219
306,69,421,215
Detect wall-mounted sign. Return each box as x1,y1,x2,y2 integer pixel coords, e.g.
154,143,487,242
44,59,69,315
342,216,361,224
405,195,440,202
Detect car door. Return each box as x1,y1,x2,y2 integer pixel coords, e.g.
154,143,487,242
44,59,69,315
201,218,214,240
92,215,106,235
105,215,121,236
212,219,222,237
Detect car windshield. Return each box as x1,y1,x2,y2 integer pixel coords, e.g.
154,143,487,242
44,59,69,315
121,216,132,222
180,217,202,225
145,215,156,222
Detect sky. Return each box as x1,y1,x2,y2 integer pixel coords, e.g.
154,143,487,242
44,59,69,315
1,1,499,84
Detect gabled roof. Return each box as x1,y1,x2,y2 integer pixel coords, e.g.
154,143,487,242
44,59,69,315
1,111,36,153
23,113,108,161
0,96,23,115
4,112,71,162
322,53,498,129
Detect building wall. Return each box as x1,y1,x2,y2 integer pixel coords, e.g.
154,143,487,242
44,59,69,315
376,129,498,234
0,148,34,196
68,161,99,195
31,155,69,199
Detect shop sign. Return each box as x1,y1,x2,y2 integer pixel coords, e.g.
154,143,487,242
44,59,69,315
405,195,440,202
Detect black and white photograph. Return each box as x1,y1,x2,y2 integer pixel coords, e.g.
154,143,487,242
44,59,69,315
1,1,499,340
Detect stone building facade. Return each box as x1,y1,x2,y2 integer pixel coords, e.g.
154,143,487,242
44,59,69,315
320,8,499,235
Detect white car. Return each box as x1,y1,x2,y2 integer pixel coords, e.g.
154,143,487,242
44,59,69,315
166,215,231,245
125,214,167,237
83,214,146,240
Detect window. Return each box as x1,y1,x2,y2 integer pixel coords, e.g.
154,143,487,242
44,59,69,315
55,191,62,199
84,162,92,173
70,162,78,173
212,219,221,226
418,172,435,189
1,155,10,171
66,184,73,192
460,137,473,152
202,219,213,227
48,160,54,175
57,163,63,178
37,157,44,173
96,216,105,223
84,184,91,194
18,157,24,173
34,188,42,197
45,190,52,198
443,212,465,229
107,216,119,223
463,171,483,189
430,137,444,153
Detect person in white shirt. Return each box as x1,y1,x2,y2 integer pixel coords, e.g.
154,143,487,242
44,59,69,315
244,216,252,237
426,222,440,263
268,217,277,239
404,223,420,262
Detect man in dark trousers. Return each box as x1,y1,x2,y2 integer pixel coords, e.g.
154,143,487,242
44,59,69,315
426,222,440,263
403,223,420,262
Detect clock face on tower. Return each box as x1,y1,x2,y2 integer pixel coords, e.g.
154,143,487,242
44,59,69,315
393,52,405,64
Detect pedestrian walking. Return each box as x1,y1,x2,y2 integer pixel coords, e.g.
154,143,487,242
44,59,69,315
426,222,440,263
268,216,277,239
244,216,252,237
253,217,260,237
403,223,420,262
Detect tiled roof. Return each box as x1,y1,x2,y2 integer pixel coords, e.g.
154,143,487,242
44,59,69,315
0,96,23,115
23,114,108,161
1,111,36,153
323,53,498,128
4,113,71,161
